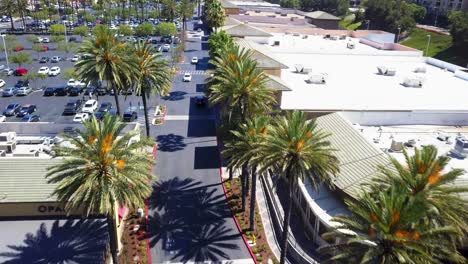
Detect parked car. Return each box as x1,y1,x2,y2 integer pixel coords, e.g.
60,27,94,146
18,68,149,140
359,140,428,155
68,86,83,96
162,44,170,52
83,86,96,95
43,87,57,96
96,87,107,95
2,87,18,97
40,45,49,52
123,110,138,122
39,57,50,63
51,56,62,63
54,86,69,96
154,44,162,52
15,80,29,88
67,79,86,87
42,37,49,43
14,46,24,52
49,66,61,76
16,86,32,96
73,112,90,123
0,79,5,88
82,99,98,113
93,111,106,120
14,68,28,76
194,95,206,106
98,102,112,112
121,88,133,95
191,57,198,64
3,103,21,116
69,37,77,42
0,115,6,122
37,66,49,75
71,55,80,62
1,68,14,76
16,104,36,117
22,114,40,122
183,72,192,82
63,99,82,115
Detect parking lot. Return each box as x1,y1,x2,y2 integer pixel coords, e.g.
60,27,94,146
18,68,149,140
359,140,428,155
0,33,181,124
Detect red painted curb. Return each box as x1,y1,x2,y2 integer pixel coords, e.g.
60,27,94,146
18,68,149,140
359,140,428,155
217,140,258,264
145,144,158,264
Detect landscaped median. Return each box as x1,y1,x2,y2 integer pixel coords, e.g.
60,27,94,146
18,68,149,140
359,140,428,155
152,105,167,125
223,178,279,264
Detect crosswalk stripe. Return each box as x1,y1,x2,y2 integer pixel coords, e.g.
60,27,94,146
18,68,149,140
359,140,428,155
177,70,209,75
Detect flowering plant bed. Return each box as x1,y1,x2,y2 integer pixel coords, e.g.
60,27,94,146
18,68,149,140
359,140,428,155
224,178,278,263
119,214,149,264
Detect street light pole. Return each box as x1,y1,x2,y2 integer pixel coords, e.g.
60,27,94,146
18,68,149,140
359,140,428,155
0,35,9,69
434,7,439,27
396,26,401,43
366,20,370,30
425,34,431,56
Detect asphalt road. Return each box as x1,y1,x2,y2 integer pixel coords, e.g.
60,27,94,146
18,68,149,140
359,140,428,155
147,21,252,263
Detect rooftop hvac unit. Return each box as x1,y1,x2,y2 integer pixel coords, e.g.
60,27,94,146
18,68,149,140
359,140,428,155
273,40,280,46
454,137,468,154
0,150,6,157
390,140,404,152
403,74,425,88
0,132,16,143
377,66,396,76
307,73,328,84
347,41,355,49
414,65,426,73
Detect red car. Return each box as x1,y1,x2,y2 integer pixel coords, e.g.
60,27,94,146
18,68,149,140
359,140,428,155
14,46,24,52
40,45,49,51
14,68,28,76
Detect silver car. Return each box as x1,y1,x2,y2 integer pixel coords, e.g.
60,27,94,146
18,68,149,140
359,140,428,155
16,86,32,96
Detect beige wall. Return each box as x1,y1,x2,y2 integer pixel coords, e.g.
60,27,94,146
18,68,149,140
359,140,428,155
263,68,281,77
225,8,240,15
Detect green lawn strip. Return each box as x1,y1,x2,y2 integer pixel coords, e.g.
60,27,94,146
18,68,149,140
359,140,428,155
401,28,467,66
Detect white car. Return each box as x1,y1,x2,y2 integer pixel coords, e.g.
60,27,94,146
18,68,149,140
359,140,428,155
36,36,43,43
191,57,198,64
0,115,6,122
67,79,86,87
37,66,49,75
71,55,80,62
49,66,61,76
82,99,98,113
0,79,5,88
73,112,90,123
1,68,13,76
183,73,192,82
42,37,49,43
162,44,170,52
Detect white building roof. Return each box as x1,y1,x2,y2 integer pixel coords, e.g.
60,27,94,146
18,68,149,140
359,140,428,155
241,33,468,112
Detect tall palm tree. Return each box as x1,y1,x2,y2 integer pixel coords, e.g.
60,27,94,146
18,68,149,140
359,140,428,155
177,0,194,30
46,115,155,264
256,110,339,264
223,116,270,231
319,186,465,263
208,45,275,123
373,145,468,236
132,41,172,137
75,25,137,116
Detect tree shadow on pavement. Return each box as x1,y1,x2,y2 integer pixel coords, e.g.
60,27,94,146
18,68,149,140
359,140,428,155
156,134,187,152
0,219,108,264
148,177,240,262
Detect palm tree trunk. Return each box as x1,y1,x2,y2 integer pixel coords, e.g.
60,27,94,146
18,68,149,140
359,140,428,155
111,81,121,116
241,164,247,211
8,11,14,30
141,92,150,137
107,213,119,264
228,167,233,181
249,166,257,231
279,175,294,264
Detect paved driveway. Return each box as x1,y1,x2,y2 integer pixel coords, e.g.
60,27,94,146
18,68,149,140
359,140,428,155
147,22,252,264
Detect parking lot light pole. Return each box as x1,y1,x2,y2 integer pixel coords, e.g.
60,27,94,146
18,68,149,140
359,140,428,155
0,34,9,69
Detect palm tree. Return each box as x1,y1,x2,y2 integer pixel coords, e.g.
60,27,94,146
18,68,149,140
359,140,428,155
208,45,275,123
46,115,155,264
223,116,270,230
373,145,468,236
319,186,465,263
256,110,339,264
132,41,172,137
75,25,137,116
177,0,194,30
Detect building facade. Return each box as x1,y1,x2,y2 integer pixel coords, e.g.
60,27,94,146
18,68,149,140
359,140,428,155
414,0,468,13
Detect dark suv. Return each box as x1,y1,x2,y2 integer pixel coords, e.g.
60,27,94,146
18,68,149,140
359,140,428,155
68,86,83,96
16,104,36,117
54,86,69,96
14,80,29,88
63,99,82,115
43,87,56,96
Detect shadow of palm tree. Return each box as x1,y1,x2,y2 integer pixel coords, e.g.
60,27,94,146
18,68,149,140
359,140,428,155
156,134,187,152
148,177,238,262
0,219,109,264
